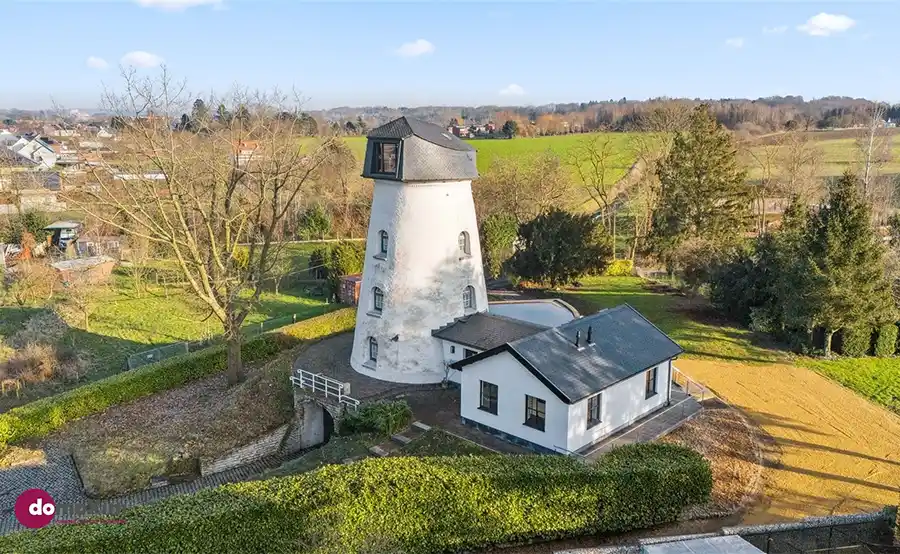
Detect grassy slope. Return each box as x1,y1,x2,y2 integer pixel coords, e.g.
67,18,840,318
746,136,900,179
802,357,900,413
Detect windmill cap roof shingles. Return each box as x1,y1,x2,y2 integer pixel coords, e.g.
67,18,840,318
451,304,684,404
367,116,474,152
432,312,547,351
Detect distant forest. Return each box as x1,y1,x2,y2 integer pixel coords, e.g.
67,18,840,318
313,96,900,135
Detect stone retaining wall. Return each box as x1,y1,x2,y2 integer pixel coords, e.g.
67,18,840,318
200,424,289,477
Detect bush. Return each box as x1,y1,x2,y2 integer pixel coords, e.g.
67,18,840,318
874,324,898,358
840,326,872,357
340,400,412,436
603,259,634,277
0,308,356,448
0,444,711,554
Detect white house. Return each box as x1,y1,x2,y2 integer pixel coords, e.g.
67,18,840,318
350,117,487,383
449,305,683,454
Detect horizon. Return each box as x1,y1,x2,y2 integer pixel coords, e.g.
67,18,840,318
3,0,900,110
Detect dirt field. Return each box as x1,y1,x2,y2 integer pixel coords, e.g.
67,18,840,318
677,358,900,524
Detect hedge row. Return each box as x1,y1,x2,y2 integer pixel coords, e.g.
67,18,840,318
0,443,712,554
339,400,413,436
0,307,356,448
838,323,900,358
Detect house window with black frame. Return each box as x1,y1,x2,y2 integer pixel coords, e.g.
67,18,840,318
645,366,658,399
524,395,546,432
372,287,384,313
378,230,389,256
464,348,477,358
458,231,470,256
368,337,378,362
375,142,397,174
479,380,498,415
587,393,602,428
463,285,475,310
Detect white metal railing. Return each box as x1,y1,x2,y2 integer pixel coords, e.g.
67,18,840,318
291,369,360,410
672,366,712,402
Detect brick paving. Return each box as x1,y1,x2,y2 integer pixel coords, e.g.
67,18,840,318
0,447,86,527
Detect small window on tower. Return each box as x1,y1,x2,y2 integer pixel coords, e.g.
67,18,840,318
375,142,397,174
463,285,475,310
378,230,389,256
458,231,471,256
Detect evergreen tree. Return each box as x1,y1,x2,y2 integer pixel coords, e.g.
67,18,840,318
216,103,231,124
479,213,519,279
508,208,611,288
649,104,751,270
190,98,210,131
801,171,896,356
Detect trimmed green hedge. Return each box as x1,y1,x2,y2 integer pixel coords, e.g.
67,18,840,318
0,443,711,554
874,324,898,358
840,326,872,357
0,308,356,448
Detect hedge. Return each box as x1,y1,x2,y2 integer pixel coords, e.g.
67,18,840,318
0,443,711,554
874,324,898,358
603,259,635,277
840,326,872,357
339,400,413,436
0,308,356,449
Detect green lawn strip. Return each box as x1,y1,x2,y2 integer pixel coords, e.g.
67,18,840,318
0,444,711,554
801,357,900,414
257,433,381,479
400,429,492,456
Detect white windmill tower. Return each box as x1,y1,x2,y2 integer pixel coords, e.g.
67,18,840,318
350,117,488,383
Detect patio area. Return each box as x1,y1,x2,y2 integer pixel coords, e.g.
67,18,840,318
577,384,703,459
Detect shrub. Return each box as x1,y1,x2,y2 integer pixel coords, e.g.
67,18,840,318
603,259,634,277
840,326,872,357
0,308,355,448
874,324,898,358
340,400,413,436
0,445,711,554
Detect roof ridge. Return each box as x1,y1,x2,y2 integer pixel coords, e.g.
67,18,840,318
482,311,550,331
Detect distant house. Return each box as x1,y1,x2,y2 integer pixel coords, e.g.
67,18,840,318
51,255,116,285
5,136,58,168
449,304,684,454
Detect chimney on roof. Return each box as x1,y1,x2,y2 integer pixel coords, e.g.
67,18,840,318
575,330,581,348
587,325,593,344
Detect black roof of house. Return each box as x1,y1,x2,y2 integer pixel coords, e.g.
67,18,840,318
450,304,684,404
367,116,474,152
432,312,547,351
361,116,478,182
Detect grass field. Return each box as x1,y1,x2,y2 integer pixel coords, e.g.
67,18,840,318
558,277,900,523
746,136,900,179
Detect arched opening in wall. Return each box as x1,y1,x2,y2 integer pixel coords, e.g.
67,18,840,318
322,407,335,443
378,230,389,256
458,231,471,256
463,285,476,310
372,287,384,314
368,337,379,361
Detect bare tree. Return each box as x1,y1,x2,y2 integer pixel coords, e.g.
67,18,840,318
745,140,780,234
64,68,338,384
776,130,823,203
856,102,891,199
475,151,571,224
569,135,618,256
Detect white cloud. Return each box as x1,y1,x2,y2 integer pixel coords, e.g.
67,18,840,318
86,56,109,70
725,37,745,48
121,51,165,68
797,13,855,36
763,25,788,34
498,84,525,96
395,39,435,58
135,0,222,11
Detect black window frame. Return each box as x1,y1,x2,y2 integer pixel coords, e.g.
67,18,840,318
372,287,384,313
373,141,399,175
368,337,378,362
524,395,546,432
645,367,658,399
378,230,389,255
450,345,456,354
587,393,602,428
479,380,498,415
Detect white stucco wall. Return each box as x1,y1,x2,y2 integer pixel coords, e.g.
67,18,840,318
565,360,672,452
440,340,481,384
350,178,488,383
460,351,569,452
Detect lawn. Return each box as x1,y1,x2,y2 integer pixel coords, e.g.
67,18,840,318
802,357,900,414
746,136,900,179
400,429,491,456
257,433,381,479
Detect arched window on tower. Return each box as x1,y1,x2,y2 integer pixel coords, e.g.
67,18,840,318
372,287,384,314
368,337,378,362
463,285,475,310
458,231,470,256
378,230,389,256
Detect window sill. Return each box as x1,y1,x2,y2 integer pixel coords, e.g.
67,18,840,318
362,361,377,370
367,311,383,318
477,406,497,416
523,421,545,433
587,420,602,430
645,391,658,400
458,255,472,261
373,254,387,261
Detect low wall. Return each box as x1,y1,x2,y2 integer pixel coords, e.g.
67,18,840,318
200,424,289,477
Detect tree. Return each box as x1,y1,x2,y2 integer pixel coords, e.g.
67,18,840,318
508,208,611,288
501,120,518,139
190,98,210,131
216,103,231,124
69,68,340,384
776,129,822,203
474,151,572,223
569,135,619,256
324,241,364,296
800,171,896,356
355,116,367,135
298,204,332,240
479,213,518,279
856,102,890,199
6,260,57,305
649,104,751,271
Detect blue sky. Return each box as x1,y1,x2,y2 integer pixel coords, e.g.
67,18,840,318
3,0,898,110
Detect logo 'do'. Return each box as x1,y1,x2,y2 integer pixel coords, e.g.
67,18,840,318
14,489,56,529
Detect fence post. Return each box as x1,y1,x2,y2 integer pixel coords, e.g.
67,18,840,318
183,342,189,355
292,313,296,324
